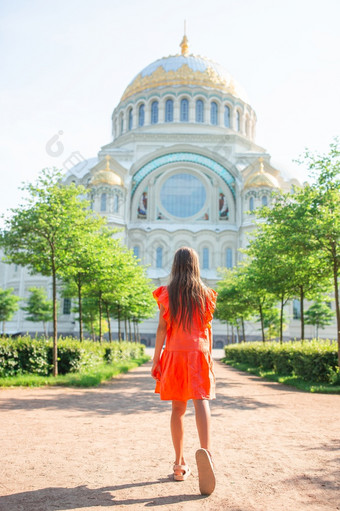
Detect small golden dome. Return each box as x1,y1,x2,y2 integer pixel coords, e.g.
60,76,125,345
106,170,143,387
90,156,123,187
244,158,279,189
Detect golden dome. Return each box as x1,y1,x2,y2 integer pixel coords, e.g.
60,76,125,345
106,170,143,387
90,156,123,187
244,158,279,189
121,39,248,102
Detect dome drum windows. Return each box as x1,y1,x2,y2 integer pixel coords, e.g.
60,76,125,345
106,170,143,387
180,98,189,122
165,99,174,122
196,99,204,123
249,196,255,211
138,104,145,127
151,101,159,124
224,105,231,128
210,102,218,125
128,108,133,130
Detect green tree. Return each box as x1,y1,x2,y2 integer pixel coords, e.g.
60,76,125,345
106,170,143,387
0,287,20,334
0,168,105,375
22,287,53,337
305,299,335,339
296,140,340,364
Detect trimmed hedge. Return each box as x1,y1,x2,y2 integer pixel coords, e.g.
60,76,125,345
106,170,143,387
224,340,339,384
0,336,145,377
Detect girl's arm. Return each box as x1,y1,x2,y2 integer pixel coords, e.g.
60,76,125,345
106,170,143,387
151,304,167,380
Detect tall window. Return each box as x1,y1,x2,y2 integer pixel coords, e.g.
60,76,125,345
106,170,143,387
138,104,145,127
180,98,189,121
236,110,241,132
156,247,163,268
224,105,230,127
113,194,119,213
293,299,301,319
63,298,71,315
210,102,218,125
100,193,107,212
151,101,158,124
203,247,209,269
165,99,174,122
133,246,140,259
196,100,204,123
249,196,255,211
262,195,268,206
128,108,133,130
226,248,233,268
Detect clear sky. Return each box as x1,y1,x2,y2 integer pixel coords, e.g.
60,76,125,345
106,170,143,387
1,0,339,221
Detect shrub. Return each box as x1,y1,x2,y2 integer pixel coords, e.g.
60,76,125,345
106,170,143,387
224,340,338,383
0,336,145,377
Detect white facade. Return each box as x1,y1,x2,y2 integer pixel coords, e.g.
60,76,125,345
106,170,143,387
1,41,337,343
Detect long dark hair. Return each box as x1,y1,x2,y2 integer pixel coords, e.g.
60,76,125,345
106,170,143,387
168,247,208,330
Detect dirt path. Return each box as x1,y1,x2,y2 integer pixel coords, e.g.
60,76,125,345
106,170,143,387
0,359,339,511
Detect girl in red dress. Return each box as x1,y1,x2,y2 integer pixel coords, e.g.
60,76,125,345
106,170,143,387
151,247,217,495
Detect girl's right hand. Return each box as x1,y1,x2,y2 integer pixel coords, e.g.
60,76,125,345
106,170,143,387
151,361,161,381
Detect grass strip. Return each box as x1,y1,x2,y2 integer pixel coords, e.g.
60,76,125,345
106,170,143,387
222,358,340,394
0,355,150,388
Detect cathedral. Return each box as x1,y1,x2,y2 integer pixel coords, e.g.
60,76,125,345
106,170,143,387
1,36,335,343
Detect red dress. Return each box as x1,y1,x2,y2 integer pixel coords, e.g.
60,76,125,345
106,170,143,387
153,285,217,401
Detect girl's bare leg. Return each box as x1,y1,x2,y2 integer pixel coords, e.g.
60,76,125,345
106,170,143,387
193,399,211,452
171,400,187,465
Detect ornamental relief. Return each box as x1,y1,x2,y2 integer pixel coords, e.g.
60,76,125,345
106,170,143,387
121,64,239,102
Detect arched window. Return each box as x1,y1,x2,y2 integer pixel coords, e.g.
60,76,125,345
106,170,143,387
249,197,255,211
156,247,163,268
293,299,301,319
151,101,158,124
165,99,174,122
226,248,233,268
210,102,218,125
120,116,124,134
236,110,241,132
180,98,189,122
113,194,119,213
128,108,133,130
133,246,140,259
138,104,145,127
100,193,107,212
203,247,209,269
224,105,230,127
196,99,204,123
261,195,268,207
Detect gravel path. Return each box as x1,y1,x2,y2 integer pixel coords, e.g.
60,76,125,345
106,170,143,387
0,358,339,511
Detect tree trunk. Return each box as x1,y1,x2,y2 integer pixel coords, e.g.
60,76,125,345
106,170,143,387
241,317,246,342
226,322,229,344
98,292,103,343
280,295,284,344
231,325,235,344
133,319,136,342
77,277,83,342
332,251,340,367
128,318,132,341
236,322,240,343
106,303,112,342
137,322,140,343
118,305,122,341
51,254,58,376
259,303,265,343
300,286,305,342
124,316,128,342
43,321,47,338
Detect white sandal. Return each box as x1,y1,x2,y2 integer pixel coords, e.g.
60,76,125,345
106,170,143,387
173,463,191,481
195,448,216,495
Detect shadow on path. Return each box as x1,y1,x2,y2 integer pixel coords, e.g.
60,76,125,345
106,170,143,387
0,363,281,416
0,481,207,511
